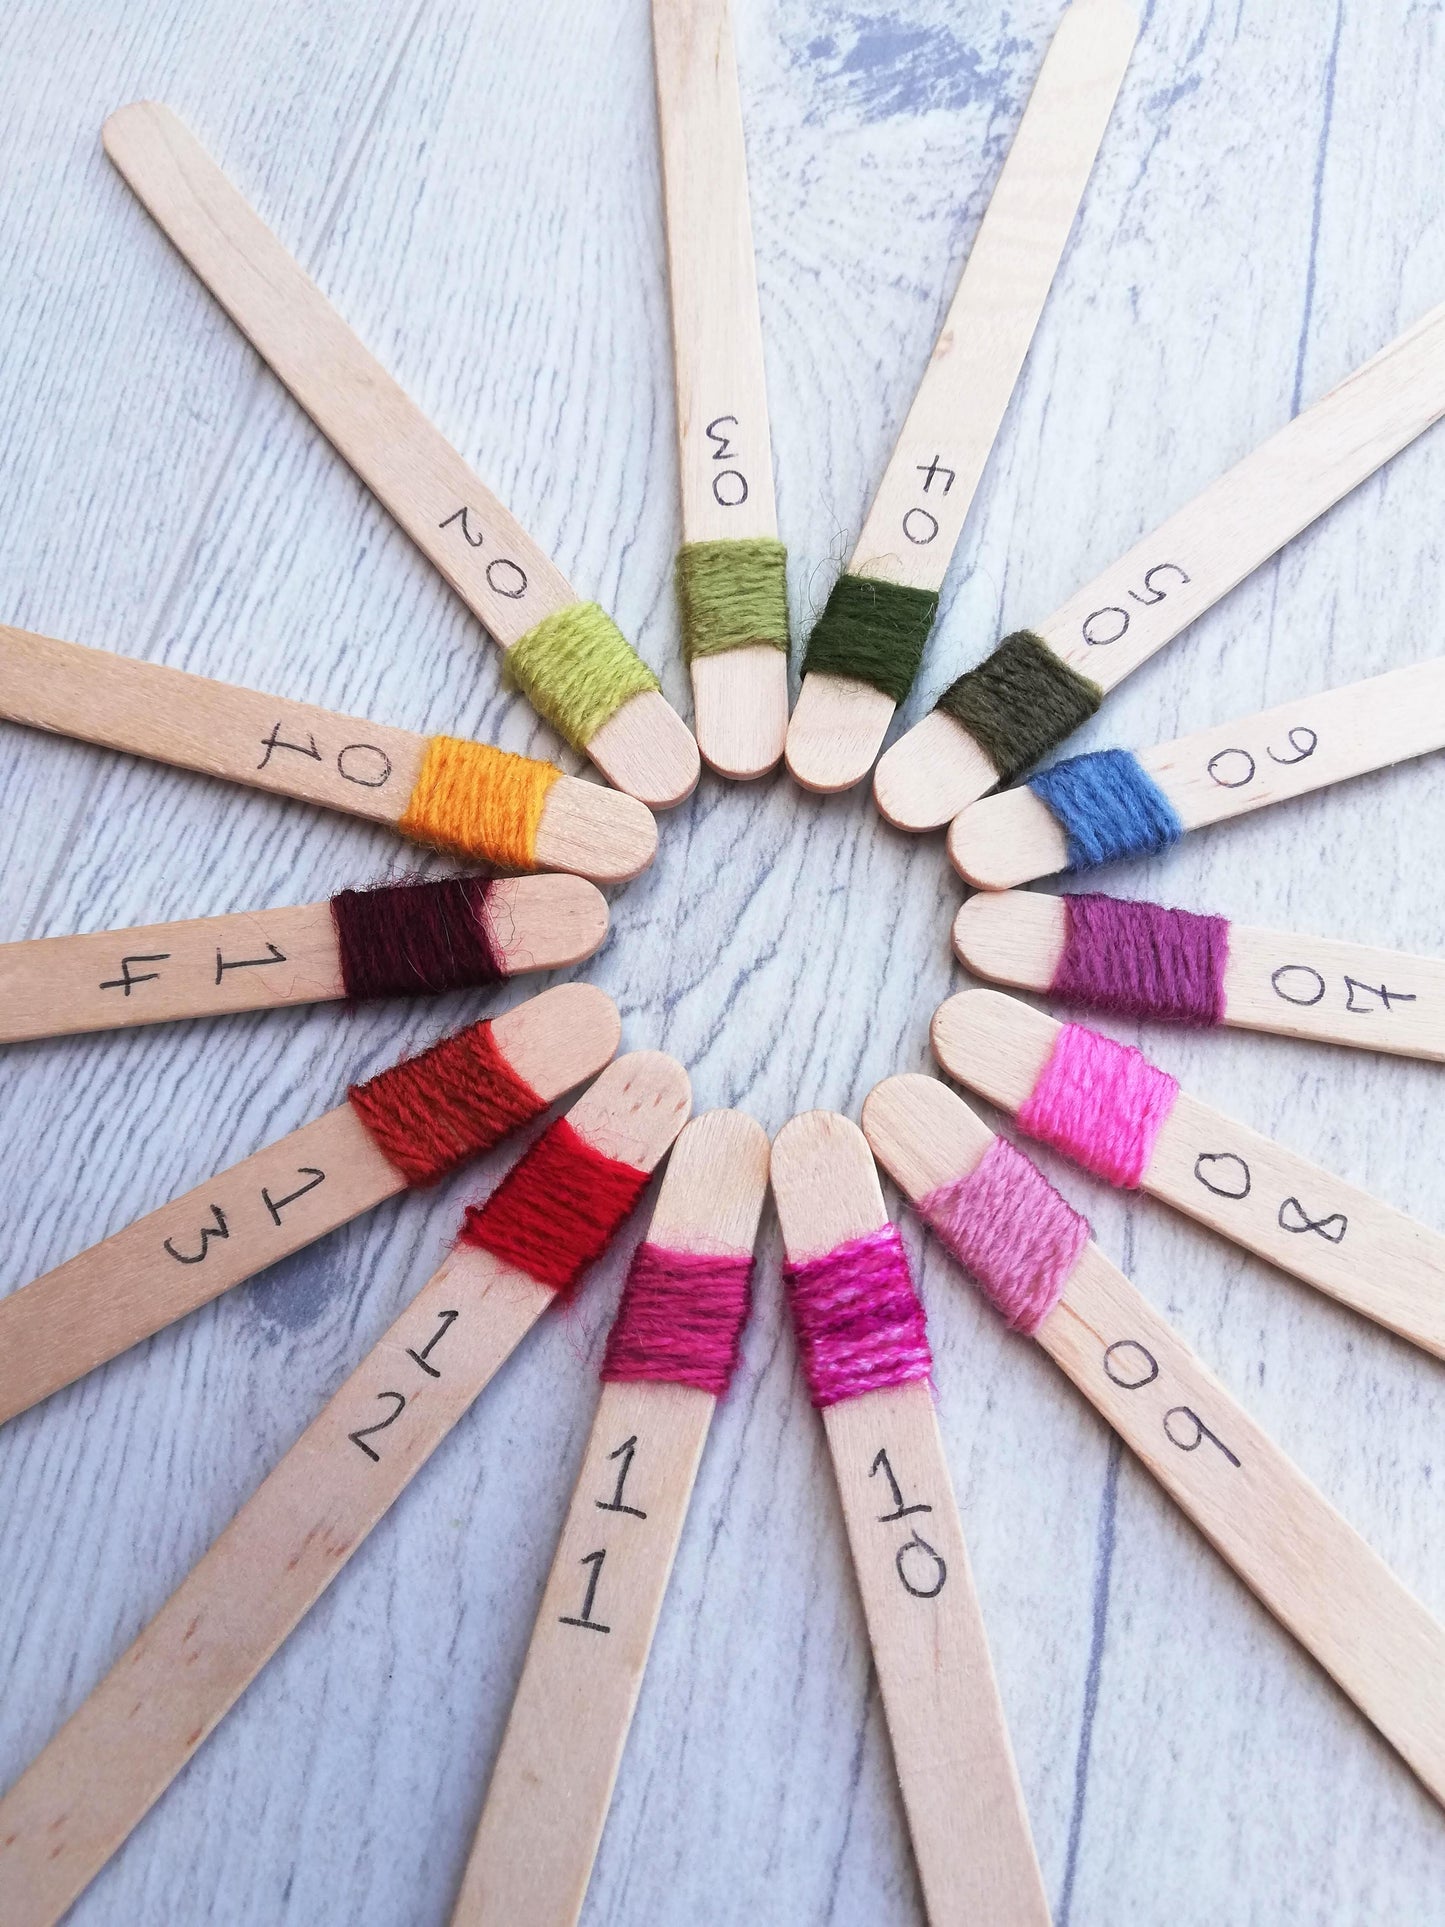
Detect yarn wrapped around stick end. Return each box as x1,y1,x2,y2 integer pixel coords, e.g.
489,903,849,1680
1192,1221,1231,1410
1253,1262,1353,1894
398,737,560,869
1028,749,1182,871
506,602,660,750
784,1223,932,1407
1053,893,1229,1026
934,630,1103,784
802,572,939,705
918,1136,1090,1334
601,1243,754,1394
675,538,789,662
458,1117,651,1293
330,875,503,1002
1016,1022,1180,1189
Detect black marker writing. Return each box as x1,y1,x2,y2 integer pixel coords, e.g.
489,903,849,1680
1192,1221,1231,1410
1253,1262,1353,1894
348,1390,406,1463
215,942,287,985
163,1204,229,1266
560,1548,612,1633
1194,1152,1252,1200
406,1308,458,1378
870,1446,932,1522
261,1167,326,1227
915,456,955,494
895,1529,947,1600
1278,1196,1347,1243
100,953,170,996
596,1435,647,1518
257,722,322,771
1162,1404,1241,1466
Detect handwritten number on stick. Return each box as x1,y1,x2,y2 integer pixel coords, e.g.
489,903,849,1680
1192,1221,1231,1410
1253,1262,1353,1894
1278,1196,1348,1243
406,1308,458,1378
870,1447,932,1523
560,1549,612,1633
895,1530,947,1600
596,1435,647,1518
348,1391,406,1463
163,1204,230,1265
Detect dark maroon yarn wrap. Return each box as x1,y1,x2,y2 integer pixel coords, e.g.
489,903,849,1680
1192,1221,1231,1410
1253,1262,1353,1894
330,876,504,1003
600,1243,754,1396
1051,893,1229,1028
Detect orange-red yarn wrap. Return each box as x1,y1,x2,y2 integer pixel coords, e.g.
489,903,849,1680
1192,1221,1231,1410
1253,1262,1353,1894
347,1019,545,1187
457,1117,650,1292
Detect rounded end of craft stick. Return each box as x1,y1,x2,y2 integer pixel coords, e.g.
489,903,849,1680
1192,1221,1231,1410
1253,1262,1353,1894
770,1110,886,1260
862,1074,993,1200
783,674,894,794
951,889,1064,989
586,692,700,809
492,981,621,1100
538,780,657,883
569,1050,693,1170
948,792,1065,890
485,874,609,973
930,988,1055,1109
691,648,789,780
872,709,999,830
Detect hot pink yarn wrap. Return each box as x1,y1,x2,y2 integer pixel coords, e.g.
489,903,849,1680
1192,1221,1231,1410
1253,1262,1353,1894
1017,1022,1179,1188
784,1224,931,1409
918,1137,1090,1335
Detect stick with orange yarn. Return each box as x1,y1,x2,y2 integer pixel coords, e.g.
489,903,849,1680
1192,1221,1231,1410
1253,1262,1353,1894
0,625,657,883
0,1052,691,1927
0,982,620,1427
770,1110,1050,1927
452,1108,768,1927
932,987,1445,1360
861,1072,1445,1813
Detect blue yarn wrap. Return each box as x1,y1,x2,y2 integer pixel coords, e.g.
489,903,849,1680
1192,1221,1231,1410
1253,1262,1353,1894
1027,749,1183,871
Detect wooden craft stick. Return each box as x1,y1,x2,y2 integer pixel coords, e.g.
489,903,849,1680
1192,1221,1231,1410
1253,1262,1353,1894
874,298,1445,829
0,1053,690,1927
0,875,607,1044
770,1111,1049,1927
452,1107,769,1927
861,1072,1445,1811
102,102,699,809
954,889,1445,1063
787,0,1136,795
949,656,1445,887
0,626,656,883
653,0,789,780
932,987,1445,1359
0,982,619,1426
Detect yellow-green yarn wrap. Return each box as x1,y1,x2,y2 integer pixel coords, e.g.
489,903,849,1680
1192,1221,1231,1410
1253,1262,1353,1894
675,538,790,662
505,601,660,750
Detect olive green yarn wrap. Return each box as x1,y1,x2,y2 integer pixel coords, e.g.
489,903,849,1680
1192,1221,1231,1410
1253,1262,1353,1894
675,538,789,662
934,630,1104,785
802,572,940,705
505,601,661,750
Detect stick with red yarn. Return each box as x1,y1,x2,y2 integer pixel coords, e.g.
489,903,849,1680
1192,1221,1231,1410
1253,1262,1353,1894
0,1052,691,1927
0,982,621,1429
453,1108,767,1927
932,986,1445,1362
955,887,1445,1062
771,1109,1050,1927
863,1070,1445,1815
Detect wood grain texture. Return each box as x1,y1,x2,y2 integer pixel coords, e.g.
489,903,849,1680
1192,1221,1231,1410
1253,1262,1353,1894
6,2,1445,1921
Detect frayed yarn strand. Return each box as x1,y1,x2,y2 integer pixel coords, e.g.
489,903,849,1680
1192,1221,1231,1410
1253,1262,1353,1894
1053,894,1229,1027
506,602,660,750
1017,1023,1179,1189
935,630,1103,785
458,1118,650,1293
785,1224,932,1408
1028,748,1183,871
675,539,789,662
398,737,560,869
918,1137,1090,1334
330,876,503,1003
600,1244,753,1395
802,573,940,705
347,1020,545,1188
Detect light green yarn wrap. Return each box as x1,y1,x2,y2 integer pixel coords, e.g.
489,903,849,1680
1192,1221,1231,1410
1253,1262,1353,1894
675,538,790,662
506,601,661,749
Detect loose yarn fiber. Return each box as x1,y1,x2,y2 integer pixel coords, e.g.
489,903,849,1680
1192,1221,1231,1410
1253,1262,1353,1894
347,1019,545,1188
330,876,503,1002
1017,1022,1179,1189
935,630,1102,785
675,538,789,662
1028,748,1182,870
802,572,940,705
601,1243,754,1396
506,602,660,750
1052,893,1229,1027
918,1136,1090,1334
784,1223,932,1408
398,737,560,870
458,1117,651,1292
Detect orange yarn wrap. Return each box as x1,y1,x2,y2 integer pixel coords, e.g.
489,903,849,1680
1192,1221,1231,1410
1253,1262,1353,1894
347,1019,546,1187
397,736,561,870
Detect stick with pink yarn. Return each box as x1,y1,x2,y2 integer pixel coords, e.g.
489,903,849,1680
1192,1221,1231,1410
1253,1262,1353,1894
771,1109,1050,1927
862,1071,1445,1814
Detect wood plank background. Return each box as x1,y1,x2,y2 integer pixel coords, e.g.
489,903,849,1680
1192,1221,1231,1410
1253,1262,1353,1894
3,1,1445,1920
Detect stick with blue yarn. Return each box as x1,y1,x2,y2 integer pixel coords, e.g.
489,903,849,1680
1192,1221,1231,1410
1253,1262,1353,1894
947,657,1445,890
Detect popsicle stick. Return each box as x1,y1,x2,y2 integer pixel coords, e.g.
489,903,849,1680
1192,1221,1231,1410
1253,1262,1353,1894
102,102,698,809
770,1111,1049,1927
861,1072,1445,1811
953,888,1445,1063
787,0,1136,795
0,626,656,884
874,298,1445,829
452,1107,769,1927
0,982,619,1427
949,656,1445,888
932,987,1445,1358
0,1053,689,1927
653,0,789,779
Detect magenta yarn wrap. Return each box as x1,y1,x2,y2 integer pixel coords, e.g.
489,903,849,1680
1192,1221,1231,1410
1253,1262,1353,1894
1052,893,1229,1028
918,1137,1090,1335
1017,1022,1180,1189
600,1243,753,1397
784,1224,932,1409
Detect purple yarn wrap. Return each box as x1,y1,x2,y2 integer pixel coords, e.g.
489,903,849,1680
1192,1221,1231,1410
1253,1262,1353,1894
1051,893,1229,1028
784,1224,932,1408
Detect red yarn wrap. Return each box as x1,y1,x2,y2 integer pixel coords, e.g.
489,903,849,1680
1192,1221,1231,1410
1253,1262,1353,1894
347,1020,545,1187
457,1117,649,1292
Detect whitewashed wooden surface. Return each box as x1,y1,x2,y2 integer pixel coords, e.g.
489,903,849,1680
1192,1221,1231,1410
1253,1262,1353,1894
3,2,1445,1921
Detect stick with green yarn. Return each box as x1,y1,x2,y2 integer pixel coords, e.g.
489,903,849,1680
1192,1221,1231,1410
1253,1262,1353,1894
786,0,1137,796
655,0,790,779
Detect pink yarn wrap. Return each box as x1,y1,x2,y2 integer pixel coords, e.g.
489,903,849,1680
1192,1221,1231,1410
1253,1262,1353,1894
917,1137,1090,1335
784,1224,931,1409
1017,1022,1179,1188
600,1243,753,1397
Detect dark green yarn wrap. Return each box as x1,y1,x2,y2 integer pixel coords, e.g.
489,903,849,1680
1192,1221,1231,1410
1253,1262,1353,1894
934,630,1104,784
801,572,940,705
